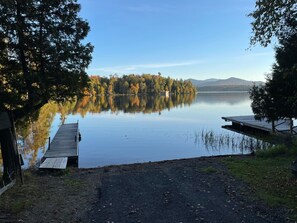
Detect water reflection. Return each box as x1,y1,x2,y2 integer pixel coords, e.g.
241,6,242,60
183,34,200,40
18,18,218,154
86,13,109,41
8,94,196,168
66,94,196,116
1,103,57,171
195,92,250,105
1,93,273,169
15,102,58,167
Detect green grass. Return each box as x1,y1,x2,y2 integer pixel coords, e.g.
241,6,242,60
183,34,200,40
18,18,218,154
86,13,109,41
224,146,297,217
1,172,38,214
200,166,217,174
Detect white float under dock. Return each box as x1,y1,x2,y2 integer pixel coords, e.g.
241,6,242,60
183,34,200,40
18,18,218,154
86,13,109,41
222,115,296,135
39,123,79,169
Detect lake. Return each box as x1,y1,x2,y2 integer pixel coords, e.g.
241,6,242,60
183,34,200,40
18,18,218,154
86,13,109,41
5,92,270,169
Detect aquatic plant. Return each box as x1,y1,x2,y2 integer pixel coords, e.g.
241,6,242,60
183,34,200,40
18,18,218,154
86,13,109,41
195,130,272,153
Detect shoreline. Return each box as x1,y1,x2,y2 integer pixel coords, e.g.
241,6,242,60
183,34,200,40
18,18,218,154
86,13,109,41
77,153,252,169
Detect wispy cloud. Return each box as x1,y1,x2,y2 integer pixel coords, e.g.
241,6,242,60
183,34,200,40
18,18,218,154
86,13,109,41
216,51,274,63
88,60,205,74
231,51,274,61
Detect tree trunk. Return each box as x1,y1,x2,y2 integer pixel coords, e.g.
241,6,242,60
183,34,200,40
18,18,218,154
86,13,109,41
0,129,18,184
0,112,20,185
272,120,275,133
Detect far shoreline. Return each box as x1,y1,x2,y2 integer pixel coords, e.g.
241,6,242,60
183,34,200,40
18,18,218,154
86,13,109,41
198,91,249,93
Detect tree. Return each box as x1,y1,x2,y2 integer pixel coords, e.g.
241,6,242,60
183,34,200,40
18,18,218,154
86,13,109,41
249,0,297,47
249,78,278,122
270,33,297,120
0,0,93,193
249,0,297,134
250,32,297,130
0,0,93,118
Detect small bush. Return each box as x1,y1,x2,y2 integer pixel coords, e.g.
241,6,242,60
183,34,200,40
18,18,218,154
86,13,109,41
256,145,288,158
288,146,297,156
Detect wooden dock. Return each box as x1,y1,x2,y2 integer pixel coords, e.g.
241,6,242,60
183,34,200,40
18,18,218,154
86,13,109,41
222,115,295,134
39,123,79,169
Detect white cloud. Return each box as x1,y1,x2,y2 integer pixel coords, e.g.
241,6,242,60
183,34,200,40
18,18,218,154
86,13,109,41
88,60,205,74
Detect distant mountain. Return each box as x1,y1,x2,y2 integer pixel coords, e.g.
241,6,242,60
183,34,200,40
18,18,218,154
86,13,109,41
189,77,264,92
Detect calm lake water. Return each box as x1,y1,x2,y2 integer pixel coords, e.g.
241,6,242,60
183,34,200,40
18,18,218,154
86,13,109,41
75,92,252,168
4,92,270,169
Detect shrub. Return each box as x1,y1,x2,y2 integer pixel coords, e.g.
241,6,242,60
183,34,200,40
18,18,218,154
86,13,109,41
256,144,289,158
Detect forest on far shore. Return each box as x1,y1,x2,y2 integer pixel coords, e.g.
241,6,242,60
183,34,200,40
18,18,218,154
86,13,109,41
85,74,197,96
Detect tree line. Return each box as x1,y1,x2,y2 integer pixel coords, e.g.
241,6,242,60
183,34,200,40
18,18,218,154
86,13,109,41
86,74,196,96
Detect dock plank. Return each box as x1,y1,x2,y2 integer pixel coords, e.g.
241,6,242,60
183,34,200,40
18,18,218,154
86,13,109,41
222,115,292,133
39,157,68,169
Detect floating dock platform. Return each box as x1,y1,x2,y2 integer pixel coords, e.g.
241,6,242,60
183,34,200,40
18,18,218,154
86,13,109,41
39,123,79,169
222,115,295,135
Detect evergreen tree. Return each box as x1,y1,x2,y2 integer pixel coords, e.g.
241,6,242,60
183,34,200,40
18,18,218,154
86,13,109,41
249,0,297,47
250,32,297,122
249,0,297,127
0,0,93,118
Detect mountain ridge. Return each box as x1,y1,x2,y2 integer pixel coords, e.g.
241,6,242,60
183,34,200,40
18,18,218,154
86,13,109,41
189,77,264,91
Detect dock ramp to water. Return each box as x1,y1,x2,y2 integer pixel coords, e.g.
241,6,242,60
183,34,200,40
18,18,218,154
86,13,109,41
39,123,79,169
222,115,295,134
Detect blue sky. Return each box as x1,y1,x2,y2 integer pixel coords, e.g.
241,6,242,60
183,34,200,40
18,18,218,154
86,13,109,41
78,0,275,81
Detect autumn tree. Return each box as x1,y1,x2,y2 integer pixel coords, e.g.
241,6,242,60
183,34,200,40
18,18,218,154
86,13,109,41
88,74,196,96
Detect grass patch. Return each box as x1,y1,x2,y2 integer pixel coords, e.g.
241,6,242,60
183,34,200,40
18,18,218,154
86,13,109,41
63,178,85,189
10,200,31,214
256,144,297,158
224,148,297,216
200,166,217,174
0,170,39,214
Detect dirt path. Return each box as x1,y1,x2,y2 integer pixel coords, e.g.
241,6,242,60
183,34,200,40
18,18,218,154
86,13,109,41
0,156,291,222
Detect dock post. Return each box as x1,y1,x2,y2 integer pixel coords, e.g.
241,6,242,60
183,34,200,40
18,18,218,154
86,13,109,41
48,137,50,150
290,118,293,134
